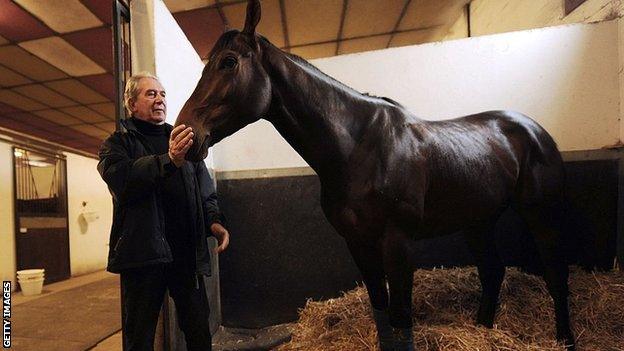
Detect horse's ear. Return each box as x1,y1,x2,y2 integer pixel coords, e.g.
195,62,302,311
243,0,261,35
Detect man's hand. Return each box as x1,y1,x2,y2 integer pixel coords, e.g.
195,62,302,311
169,125,194,167
210,223,230,253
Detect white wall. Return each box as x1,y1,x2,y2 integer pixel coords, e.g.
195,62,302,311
153,0,204,127
131,0,214,168
0,142,15,288
66,153,112,276
0,138,112,287
212,120,309,172
213,20,620,172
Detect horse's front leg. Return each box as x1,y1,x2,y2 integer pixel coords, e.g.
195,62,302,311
381,222,415,351
345,240,393,350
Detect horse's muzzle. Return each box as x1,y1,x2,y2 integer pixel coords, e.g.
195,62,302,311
186,132,211,162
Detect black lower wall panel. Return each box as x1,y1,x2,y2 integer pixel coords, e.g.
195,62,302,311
217,175,362,328
216,159,618,328
562,160,618,270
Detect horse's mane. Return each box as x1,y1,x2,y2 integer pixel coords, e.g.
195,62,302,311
258,36,403,109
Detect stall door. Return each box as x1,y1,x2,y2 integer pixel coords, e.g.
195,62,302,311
14,147,70,284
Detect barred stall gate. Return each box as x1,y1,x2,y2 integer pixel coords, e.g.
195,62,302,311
13,147,70,284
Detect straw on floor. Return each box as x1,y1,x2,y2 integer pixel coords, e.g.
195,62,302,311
277,267,624,351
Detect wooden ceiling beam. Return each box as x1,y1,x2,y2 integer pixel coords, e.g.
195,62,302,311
279,0,290,51
387,0,412,48
335,0,348,55
282,24,440,50
214,0,230,30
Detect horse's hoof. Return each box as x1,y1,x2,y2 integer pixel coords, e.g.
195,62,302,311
561,337,576,351
476,302,496,328
476,317,494,329
393,327,414,351
557,332,575,351
393,340,414,351
378,339,395,351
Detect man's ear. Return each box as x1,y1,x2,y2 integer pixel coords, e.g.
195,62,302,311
128,99,137,113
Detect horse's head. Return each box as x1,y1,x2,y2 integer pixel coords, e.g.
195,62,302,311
176,0,271,161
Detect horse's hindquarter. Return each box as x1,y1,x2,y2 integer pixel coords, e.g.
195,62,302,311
320,109,561,242
417,115,522,234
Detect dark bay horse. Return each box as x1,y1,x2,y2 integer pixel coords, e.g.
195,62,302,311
175,1,575,349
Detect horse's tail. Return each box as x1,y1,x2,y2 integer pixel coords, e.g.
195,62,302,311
560,200,598,271
502,111,598,271
498,111,565,203
510,111,562,167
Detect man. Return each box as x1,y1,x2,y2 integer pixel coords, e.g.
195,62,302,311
98,72,229,351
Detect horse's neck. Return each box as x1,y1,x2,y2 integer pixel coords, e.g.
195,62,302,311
262,44,374,178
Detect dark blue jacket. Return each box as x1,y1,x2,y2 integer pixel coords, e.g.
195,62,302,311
97,118,222,275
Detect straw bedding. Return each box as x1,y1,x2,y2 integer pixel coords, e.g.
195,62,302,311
276,267,624,351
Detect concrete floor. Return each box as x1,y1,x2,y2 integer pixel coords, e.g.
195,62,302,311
13,270,122,351
13,270,116,307
11,270,292,351
91,331,122,351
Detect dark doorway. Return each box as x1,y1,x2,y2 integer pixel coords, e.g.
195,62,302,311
13,147,70,284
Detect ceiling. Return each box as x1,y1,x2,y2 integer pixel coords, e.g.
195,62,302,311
167,0,471,60
0,0,116,155
0,0,469,156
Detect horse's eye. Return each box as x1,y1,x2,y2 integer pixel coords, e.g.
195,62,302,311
219,56,238,70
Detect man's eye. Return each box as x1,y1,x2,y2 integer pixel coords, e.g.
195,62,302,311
146,92,156,98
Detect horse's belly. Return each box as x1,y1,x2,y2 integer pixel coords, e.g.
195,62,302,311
418,182,512,237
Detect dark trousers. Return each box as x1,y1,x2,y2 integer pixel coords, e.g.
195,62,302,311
120,264,212,351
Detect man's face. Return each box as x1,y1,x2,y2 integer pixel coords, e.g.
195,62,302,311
130,77,167,124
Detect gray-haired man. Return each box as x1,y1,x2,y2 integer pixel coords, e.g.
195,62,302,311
98,72,228,351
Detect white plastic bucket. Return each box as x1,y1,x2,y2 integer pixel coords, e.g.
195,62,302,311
17,270,44,280
18,277,44,296
17,269,44,276
17,269,45,295
17,275,45,281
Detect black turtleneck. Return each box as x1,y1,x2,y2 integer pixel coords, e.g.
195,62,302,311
131,117,169,153
131,117,194,268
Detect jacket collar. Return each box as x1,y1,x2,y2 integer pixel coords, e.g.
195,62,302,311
121,117,174,134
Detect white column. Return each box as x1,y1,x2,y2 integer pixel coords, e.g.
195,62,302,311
129,0,213,168
618,17,624,146
0,142,16,289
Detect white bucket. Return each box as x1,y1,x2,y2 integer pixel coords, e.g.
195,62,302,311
17,275,45,281
17,269,44,277
19,277,44,296
17,269,44,281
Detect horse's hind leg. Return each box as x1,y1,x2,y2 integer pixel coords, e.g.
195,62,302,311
463,220,506,328
381,222,415,351
345,241,393,350
517,205,575,350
